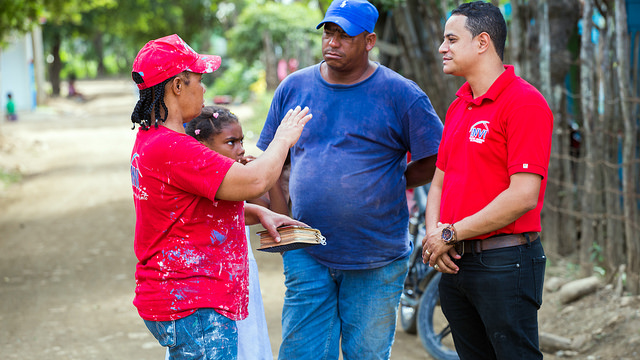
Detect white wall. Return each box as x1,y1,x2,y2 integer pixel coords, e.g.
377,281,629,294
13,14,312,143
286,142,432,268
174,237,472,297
1,32,36,113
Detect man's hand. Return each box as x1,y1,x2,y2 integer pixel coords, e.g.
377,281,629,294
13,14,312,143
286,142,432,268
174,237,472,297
422,222,460,274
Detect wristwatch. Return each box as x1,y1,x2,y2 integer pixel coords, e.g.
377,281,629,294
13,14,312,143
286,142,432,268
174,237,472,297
442,224,458,245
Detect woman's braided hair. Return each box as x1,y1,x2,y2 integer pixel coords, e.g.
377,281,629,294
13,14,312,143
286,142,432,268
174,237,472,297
130,72,177,130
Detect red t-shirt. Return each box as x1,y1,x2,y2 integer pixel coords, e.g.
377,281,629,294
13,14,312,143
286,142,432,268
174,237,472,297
437,66,553,238
130,126,247,321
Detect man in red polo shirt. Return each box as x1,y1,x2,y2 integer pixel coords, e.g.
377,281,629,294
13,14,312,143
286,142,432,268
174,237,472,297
421,2,553,360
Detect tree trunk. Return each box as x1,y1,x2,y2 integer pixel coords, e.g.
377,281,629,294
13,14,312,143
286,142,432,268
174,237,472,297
93,32,105,77
592,23,609,266
540,0,581,254
578,0,595,276
614,0,639,294
49,33,63,97
538,0,552,107
31,26,47,105
509,0,523,74
377,0,462,119
537,0,560,254
601,11,623,280
263,31,278,91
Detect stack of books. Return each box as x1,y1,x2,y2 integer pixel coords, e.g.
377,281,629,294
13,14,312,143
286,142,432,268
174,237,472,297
256,225,326,253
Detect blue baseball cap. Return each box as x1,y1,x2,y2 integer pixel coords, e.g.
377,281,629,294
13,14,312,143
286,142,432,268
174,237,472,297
316,0,379,37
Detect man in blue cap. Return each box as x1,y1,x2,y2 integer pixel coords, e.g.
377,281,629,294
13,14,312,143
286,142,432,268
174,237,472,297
257,0,444,358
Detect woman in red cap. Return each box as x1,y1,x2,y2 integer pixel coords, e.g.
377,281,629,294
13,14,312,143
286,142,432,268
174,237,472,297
129,34,311,359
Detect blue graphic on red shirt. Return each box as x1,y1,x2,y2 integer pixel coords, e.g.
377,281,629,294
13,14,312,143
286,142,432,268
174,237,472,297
210,229,227,245
469,120,490,144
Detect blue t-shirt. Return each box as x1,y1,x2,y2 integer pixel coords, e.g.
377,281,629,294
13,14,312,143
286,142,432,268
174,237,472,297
257,62,443,269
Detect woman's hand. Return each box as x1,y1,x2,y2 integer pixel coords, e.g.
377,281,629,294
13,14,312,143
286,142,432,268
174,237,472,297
245,203,307,242
272,106,312,148
239,155,257,165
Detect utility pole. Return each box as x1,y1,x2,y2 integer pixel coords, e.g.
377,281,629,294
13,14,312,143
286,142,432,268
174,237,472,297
31,25,46,106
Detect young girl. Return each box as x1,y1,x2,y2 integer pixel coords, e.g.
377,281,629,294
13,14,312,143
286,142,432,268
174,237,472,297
186,106,288,360
130,34,310,360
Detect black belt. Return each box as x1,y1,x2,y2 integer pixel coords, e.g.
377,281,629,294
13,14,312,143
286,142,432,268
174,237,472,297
454,232,540,255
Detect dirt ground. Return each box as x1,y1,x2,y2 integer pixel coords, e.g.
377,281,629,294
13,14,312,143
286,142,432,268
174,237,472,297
0,79,638,360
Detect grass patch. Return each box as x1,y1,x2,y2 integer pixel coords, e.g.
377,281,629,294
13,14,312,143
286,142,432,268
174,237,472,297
0,168,21,189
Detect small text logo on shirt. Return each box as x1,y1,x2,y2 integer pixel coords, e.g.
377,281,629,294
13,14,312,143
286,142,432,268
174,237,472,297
469,120,490,144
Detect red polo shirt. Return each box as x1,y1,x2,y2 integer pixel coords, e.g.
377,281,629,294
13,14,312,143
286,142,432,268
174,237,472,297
436,65,553,238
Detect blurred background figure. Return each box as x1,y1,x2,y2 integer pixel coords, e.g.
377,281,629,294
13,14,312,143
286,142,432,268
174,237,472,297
5,92,17,121
67,74,86,102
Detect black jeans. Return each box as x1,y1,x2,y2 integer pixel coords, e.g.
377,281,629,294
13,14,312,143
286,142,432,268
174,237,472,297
439,237,546,360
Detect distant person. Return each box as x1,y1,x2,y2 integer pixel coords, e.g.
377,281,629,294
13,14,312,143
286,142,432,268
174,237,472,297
422,2,553,360
129,34,311,359
67,74,85,101
5,93,17,121
256,0,443,358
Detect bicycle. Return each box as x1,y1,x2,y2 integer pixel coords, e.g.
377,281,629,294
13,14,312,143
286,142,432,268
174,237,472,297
399,185,458,360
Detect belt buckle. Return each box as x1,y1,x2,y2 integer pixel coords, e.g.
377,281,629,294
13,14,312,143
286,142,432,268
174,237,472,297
455,242,464,256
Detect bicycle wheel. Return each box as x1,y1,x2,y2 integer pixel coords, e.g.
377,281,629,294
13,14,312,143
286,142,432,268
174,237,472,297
417,272,459,360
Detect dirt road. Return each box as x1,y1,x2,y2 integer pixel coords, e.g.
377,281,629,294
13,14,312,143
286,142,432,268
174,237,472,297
0,79,430,360
1,79,638,360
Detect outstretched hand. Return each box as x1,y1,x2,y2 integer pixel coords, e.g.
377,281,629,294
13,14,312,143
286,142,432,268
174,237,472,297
273,106,312,148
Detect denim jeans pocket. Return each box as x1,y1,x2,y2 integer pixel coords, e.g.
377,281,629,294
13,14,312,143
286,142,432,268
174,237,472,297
477,247,521,270
144,319,177,348
532,255,547,306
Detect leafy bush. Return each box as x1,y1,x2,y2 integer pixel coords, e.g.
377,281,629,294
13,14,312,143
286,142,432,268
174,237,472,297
208,61,264,103
227,2,322,68
0,168,21,190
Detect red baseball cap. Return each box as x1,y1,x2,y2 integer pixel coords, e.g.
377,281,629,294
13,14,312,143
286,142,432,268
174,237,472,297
132,34,222,90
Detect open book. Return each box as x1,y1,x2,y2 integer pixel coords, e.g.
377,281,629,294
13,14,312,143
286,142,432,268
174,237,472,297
256,225,326,253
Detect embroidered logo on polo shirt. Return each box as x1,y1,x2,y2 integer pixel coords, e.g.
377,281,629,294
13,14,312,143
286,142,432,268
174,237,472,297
469,120,490,144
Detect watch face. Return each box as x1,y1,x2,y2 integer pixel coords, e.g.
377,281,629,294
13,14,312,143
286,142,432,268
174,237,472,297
442,228,453,241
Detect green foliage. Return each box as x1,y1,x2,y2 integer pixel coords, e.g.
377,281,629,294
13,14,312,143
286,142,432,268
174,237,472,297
209,60,263,102
0,168,21,189
39,0,222,92
227,2,322,67
98,0,218,54
590,241,604,263
42,0,117,26
593,265,606,276
0,0,112,46
0,1,41,46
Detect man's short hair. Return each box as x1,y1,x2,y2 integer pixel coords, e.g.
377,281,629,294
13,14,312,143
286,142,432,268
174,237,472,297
452,1,507,60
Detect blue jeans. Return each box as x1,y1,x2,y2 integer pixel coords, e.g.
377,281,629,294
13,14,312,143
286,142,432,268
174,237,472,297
144,308,238,360
278,249,409,360
439,237,546,360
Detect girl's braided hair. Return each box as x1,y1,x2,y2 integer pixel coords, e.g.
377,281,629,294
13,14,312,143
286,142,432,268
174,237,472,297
130,71,189,130
185,106,239,142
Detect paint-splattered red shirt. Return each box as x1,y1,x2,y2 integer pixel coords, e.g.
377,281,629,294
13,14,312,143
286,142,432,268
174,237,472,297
130,126,248,321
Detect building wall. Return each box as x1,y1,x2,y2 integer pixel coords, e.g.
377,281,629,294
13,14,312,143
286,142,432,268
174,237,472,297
1,33,36,113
